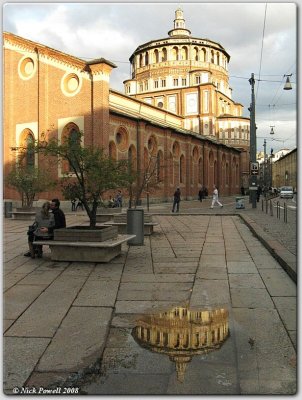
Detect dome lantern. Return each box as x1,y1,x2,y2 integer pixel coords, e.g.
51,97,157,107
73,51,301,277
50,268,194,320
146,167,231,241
168,7,191,37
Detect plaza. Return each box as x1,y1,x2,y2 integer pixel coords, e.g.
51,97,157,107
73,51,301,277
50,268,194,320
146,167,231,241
3,196,296,394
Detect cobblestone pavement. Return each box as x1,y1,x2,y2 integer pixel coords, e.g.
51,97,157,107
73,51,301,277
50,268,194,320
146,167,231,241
3,203,297,395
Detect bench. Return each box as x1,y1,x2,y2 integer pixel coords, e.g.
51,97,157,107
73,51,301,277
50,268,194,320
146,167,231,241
33,234,136,263
9,211,36,221
104,213,158,236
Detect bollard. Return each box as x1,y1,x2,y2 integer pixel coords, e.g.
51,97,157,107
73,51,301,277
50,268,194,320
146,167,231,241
261,199,264,212
270,200,273,216
284,202,287,223
276,201,280,219
265,200,268,214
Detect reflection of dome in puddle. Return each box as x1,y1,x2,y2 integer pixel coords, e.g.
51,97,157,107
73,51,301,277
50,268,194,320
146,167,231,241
132,306,229,383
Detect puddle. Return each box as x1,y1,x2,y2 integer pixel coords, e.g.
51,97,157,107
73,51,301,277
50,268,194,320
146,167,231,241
132,306,229,383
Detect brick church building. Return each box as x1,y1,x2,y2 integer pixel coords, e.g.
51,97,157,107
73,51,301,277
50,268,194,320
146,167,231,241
3,8,250,205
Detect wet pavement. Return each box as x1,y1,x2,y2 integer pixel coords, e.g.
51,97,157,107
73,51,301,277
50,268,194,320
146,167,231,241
3,196,297,395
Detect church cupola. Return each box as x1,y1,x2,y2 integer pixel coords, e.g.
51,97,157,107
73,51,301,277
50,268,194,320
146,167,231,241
168,7,191,37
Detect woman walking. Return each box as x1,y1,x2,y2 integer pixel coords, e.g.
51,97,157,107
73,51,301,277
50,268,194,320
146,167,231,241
210,185,223,209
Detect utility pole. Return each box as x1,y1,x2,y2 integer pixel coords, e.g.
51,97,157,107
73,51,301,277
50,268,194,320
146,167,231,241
249,73,257,208
263,139,267,187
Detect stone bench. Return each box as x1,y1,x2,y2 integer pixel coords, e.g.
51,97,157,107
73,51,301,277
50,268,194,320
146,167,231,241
9,211,36,220
33,234,136,263
104,213,158,235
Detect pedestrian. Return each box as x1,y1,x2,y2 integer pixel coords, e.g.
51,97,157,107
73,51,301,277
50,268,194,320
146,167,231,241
210,185,223,209
108,196,115,208
25,201,55,258
172,187,181,212
198,187,203,202
115,190,123,208
76,199,84,211
256,185,262,202
71,198,76,211
241,186,245,196
50,198,66,231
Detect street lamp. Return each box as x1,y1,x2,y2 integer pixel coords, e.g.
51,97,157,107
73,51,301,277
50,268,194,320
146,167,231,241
283,74,293,90
249,73,257,208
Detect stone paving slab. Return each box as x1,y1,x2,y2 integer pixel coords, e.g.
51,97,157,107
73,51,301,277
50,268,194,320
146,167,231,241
229,273,265,289
190,280,231,307
4,284,46,320
36,306,112,372
4,337,50,390
5,275,87,337
73,279,120,307
230,288,275,308
259,269,297,296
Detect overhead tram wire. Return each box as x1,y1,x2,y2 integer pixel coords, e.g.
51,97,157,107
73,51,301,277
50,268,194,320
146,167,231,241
256,3,267,102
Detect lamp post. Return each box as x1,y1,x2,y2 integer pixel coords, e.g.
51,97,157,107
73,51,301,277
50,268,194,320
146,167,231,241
263,139,267,187
249,73,257,208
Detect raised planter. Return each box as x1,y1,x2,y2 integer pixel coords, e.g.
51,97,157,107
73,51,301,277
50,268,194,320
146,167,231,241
10,209,37,220
97,207,122,214
95,208,122,223
38,225,134,262
54,225,118,242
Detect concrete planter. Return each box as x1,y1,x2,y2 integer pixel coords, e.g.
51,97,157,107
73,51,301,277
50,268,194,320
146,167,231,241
97,207,122,214
54,225,118,242
45,225,130,263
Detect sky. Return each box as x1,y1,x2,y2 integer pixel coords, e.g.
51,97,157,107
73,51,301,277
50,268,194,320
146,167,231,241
3,1,297,152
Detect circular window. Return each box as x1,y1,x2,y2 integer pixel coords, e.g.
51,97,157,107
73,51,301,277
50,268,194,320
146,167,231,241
61,73,81,97
115,128,129,152
157,101,163,108
18,57,35,80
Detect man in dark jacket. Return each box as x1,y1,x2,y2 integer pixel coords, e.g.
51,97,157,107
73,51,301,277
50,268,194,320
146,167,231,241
172,187,181,213
49,198,66,232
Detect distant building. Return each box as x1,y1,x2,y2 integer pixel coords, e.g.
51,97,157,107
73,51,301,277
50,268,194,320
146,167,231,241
272,148,297,190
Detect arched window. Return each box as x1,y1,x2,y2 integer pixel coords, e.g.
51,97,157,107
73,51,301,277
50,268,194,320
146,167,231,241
154,49,159,63
62,123,81,173
157,150,163,182
139,54,143,67
172,46,179,61
198,157,203,184
180,154,185,183
202,48,207,62
226,162,229,185
128,145,137,173
211,50,214,63
145,52,149,65
216,52,220,66
162,48,167,62
193,47,199,61
109,141,117,160
181,46,188,60
169,151,174,186
26,133,35,167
